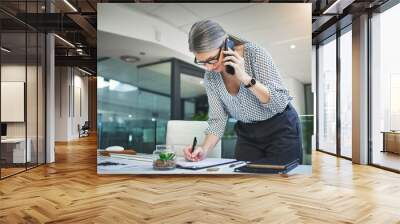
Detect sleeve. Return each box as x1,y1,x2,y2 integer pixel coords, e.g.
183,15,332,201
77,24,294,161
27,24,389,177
251,45,291,113
203,75,228,139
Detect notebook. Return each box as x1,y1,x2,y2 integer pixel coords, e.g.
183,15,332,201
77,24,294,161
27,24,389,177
234,159,299,174
176,158,237,170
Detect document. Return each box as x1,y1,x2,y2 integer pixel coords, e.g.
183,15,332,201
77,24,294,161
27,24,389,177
176,158,237,170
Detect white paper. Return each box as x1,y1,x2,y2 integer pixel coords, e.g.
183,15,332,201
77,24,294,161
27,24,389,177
176,158,236,169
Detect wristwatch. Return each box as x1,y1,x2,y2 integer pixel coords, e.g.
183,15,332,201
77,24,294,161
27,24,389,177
245,78,256,88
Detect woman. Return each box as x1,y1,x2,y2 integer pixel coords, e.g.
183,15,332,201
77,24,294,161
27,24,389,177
183,20,302,164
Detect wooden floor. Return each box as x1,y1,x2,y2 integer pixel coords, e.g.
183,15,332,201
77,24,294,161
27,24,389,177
1,135,400,224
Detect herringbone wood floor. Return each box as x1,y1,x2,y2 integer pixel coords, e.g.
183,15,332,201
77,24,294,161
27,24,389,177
1,135,400,224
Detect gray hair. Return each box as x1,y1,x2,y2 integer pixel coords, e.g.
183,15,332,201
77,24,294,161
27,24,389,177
188,20,227,53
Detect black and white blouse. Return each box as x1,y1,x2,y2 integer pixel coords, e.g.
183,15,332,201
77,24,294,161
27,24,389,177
204,41,292,138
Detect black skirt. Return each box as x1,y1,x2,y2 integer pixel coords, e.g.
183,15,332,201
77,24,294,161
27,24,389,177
234,103,302,164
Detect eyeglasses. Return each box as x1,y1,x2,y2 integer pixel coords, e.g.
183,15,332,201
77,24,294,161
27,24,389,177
194,42,224,65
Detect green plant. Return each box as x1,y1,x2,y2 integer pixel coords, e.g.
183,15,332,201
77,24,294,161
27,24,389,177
159,152,175,161
191,112,208,121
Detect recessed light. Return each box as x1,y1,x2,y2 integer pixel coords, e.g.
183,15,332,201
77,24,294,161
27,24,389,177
290,44,296,49
120,55,140,63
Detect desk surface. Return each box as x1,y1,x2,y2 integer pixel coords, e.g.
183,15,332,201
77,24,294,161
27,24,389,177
1,138,28,143
97,153,312,175
381,131,400,134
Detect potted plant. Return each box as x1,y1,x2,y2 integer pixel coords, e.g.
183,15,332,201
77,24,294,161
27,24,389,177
152,145,176,170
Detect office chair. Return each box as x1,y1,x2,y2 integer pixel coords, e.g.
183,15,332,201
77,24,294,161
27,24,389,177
79,121,90,138
166,120,222,158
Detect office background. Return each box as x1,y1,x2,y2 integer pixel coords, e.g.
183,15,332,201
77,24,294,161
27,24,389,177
97,3,313,165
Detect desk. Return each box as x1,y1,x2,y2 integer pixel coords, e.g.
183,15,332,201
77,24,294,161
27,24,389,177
381,131,400,154
1,138,31,163
97,153,311,175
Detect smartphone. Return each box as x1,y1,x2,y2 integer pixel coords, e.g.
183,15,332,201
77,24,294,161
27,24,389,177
224,38,235,75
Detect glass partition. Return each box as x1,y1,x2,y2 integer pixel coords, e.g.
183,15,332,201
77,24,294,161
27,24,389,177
97,59,171,153
1,31,27,177
300,115,314,165
180,73,207,120
0,2,46,179
27,31,38,169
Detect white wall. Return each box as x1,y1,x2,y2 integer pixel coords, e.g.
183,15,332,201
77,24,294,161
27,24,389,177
282,76,306,115
55,67,89,141
98,4,192,59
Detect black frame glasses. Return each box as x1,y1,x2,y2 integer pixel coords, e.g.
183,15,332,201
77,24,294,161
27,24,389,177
194,42,224,65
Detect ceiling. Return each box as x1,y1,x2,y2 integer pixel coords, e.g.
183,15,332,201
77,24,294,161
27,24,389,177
99,3,312,83
1,0,391,79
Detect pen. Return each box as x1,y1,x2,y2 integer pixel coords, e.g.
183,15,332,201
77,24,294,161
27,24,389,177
191,137,197,153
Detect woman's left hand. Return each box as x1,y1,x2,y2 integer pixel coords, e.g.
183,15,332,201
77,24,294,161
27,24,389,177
223,49,252,84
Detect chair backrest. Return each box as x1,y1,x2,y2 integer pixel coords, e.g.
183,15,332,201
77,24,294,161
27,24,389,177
166,120,221,158
82,121,90,129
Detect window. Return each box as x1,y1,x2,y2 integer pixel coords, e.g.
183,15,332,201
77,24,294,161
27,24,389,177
318,36,337,154
340,27,352,158
371,3,400,171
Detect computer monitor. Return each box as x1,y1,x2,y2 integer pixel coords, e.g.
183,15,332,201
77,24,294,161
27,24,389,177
1,123,7,138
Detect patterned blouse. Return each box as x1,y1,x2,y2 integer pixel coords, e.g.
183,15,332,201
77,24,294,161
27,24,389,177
204,41,292,138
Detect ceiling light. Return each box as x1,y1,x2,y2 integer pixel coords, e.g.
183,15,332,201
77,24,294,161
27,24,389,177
108,79,138,92
290,44,296,49
199,80,204,85
54,34,75,48
109,80,120,91
41,5,46,10
120,55,140,63
118,84,138,92
1,47,11,53
97,76,109,89
77,67,92,76
63,0,78,12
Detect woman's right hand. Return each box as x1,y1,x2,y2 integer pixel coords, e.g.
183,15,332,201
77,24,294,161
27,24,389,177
183,145,207,162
